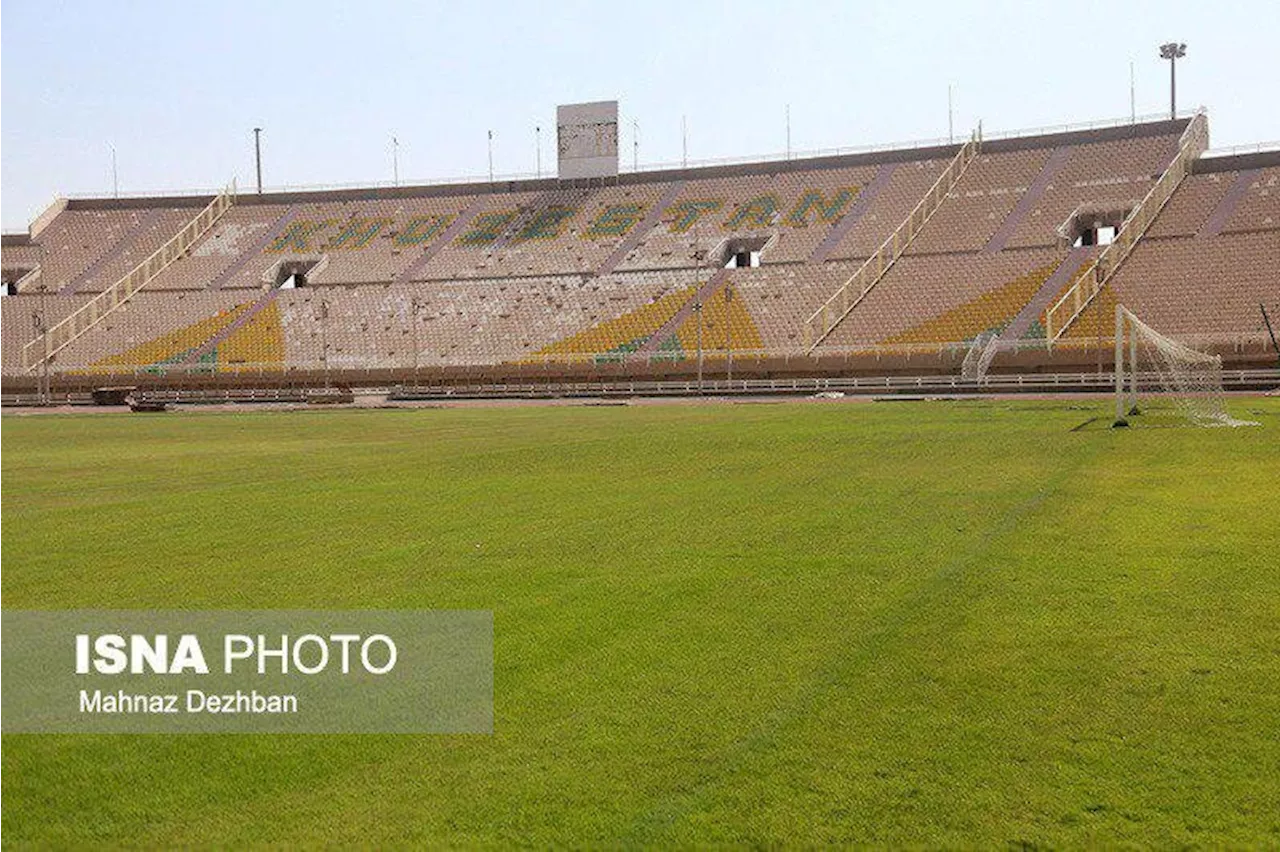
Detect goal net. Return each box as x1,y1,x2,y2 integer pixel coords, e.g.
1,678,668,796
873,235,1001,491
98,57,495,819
1113,305,1257,428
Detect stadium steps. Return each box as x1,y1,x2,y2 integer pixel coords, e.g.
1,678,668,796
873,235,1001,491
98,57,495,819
884,262,1058,345
593,181,686,276
483,187,594,258
24,187,234,371
61,210,164,295
89,302,251,370
805,128,982,351
983,145,1072,253
394,197,486,283
1197,169,1261,237
180,287,282,365
528,285,694,361
1058,281,1119,342
672,279,764,355
1000,245,1095,340
1045,113,1210,341
214,299,284,369
1031,247,1104,339
209,209,296,290
807,162,897,263
635,269,730,356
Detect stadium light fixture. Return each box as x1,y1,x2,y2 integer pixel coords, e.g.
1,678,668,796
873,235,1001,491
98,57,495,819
1159,42,1186,120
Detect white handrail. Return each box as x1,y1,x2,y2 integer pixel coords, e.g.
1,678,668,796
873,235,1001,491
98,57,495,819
23,182,236,370
1044,112,1209,343
803,126,982,352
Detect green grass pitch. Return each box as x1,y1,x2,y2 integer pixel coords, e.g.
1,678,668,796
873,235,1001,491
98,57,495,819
3,397,1279,847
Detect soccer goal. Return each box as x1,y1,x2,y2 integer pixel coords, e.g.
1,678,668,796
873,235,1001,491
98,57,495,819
1112,304,1256,428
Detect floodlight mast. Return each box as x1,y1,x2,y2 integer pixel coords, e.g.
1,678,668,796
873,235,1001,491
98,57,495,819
1159,42,1186,120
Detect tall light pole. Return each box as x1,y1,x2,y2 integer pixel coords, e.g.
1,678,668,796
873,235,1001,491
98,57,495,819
694,299,704,394
318,299,331,391
1159,42,1186,120
34,285,50,405
948,85,954,144
632,120,639,171
253,127,263,195
535,126,541,178
410,297,421,388
1130,60,1136,123
487,130,494,183
109,144,119,199
392,136,400,186
724,283,734,386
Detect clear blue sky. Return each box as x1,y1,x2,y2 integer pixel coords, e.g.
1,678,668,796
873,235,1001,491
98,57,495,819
3,0,1277,230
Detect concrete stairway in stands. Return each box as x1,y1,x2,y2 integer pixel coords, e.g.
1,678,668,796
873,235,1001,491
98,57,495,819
209,209,296,290
984,146,1072,253
180,287,281,365
593,181,686,276
999,244,1094,340
61,210,163,294
635,268,729,355
808,163,897,263
1198,169,1260,238
394,197,486,283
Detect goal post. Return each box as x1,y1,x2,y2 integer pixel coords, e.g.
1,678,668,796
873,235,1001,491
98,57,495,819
1113,304,1257,428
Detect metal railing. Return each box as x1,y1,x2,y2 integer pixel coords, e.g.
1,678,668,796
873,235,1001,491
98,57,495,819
15,265,43,293
1044,112,1210,343
803,125,982,352
12,330,1273,382
1199,140,1280,158
22,183,236,371
8,367,1275,410
52,111,1201,204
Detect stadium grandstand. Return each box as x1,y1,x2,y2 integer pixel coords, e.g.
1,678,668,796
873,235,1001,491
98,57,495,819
2,110,1277,400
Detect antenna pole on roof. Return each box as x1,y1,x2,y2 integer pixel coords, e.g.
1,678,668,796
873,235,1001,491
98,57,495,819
253,127,263,195
536,126,541,178
682,115,688,168
392,136,400,187
488,130,495,183
948,85,954,144
1130,61,1136,123
786,104,791,160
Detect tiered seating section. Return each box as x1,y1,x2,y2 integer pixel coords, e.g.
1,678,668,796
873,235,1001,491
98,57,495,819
4,118,1271,377
819,248,1063,348
1062,162,1280,341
